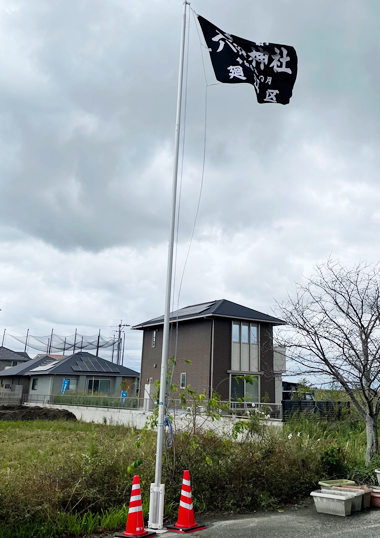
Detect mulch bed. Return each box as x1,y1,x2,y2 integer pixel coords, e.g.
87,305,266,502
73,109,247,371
0,404,77,421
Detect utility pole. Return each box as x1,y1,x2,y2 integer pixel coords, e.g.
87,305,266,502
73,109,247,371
122,331,126,366
111,322,130,365
2,329,6,347
48,329,54,354
24,329,29,353
96,329,101,357
73,329,77,354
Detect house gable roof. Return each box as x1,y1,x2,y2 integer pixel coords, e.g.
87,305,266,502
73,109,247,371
133,299,284,329
0,346,30,362
28,352,140,377
0,355,56,377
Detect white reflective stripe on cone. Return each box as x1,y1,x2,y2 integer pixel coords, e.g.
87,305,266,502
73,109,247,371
129,506,143,513
130,495,142,502
180,501,193,510
132,484,140,491
183,479,191,486
181,490,192,498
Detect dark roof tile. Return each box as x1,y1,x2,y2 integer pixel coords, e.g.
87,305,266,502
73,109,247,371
133,299,284,328
28,352,140,377
0,346,30,362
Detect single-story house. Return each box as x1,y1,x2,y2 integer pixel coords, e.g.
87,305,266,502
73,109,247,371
0,346,30,372
133,299,286,406
0,355,62,396
27,351,140,400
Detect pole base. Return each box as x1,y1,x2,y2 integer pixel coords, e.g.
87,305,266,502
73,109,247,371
166,525,205,534
114,532,156,538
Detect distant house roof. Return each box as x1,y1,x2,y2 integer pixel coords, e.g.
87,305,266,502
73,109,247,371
0,355,57,377
27,352,140,378
133,299,285,329
0,346,30,362
35,354,67,360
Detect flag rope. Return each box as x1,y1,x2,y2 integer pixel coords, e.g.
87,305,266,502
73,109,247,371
166,5,210,408
168,0,192,402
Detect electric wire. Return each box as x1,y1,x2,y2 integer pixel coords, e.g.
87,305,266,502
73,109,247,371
176,7,209,303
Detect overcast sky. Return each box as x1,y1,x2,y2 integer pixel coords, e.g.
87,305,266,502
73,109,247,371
1,0,379,373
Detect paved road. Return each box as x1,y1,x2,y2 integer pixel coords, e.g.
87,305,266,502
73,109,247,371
104,500,380,538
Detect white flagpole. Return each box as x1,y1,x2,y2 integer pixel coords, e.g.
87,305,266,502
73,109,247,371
148,0,190,531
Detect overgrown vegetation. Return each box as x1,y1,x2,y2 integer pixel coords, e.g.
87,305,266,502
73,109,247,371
1,414,379,538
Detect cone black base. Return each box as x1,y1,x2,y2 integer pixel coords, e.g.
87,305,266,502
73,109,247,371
166,524,206,533
114,532,157,538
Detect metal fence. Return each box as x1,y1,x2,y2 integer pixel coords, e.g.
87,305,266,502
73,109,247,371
24,393,140,409
23,393,283,420
21,393,358,425
282,400,351,422
167,399,283,420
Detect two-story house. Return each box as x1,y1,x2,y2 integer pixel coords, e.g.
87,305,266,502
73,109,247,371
133,299,285,405
0,346,30,373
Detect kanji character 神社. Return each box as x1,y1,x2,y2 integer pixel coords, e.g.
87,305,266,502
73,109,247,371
197,15,298,104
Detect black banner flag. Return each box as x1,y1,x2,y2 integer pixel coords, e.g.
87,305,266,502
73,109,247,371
197,15,298,105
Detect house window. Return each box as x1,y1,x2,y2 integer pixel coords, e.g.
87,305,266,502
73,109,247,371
232,323,240,342
230,374,259,403
250,326,258,344
180,373,186,389
32,379,38,390
231,321,259,372
87,378,111,395
241,324,249,344
152,330,156,348
11,361,17,367
67,379,77,391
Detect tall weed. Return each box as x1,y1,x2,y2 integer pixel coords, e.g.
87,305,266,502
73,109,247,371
0,416,377,537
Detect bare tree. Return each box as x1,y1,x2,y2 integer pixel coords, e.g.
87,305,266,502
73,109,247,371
277,259,380,465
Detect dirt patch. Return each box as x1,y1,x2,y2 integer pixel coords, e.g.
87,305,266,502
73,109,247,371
0,405,77,421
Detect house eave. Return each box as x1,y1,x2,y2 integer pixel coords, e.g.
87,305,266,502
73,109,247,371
212,314,285,325
227,370,264,375
133,312,285,330
27,370,139,377
133,314,213,330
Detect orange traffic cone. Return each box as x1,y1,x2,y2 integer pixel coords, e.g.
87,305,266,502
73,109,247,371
114,475,156,538
167,470,205,533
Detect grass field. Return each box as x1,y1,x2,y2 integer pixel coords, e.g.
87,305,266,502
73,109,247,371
0,415,379,537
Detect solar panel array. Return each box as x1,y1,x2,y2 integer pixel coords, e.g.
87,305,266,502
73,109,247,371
30,360,57,372
146,301,216,324
172,301,215,318
71,356,120,373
